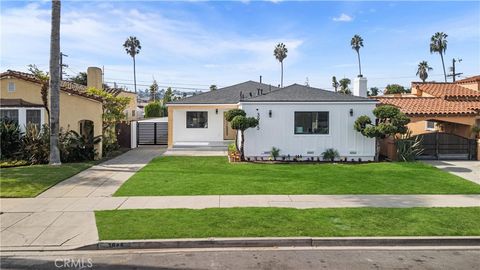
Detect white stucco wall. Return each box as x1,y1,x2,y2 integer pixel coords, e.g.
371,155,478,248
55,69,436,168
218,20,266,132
172,107,230,143
240,102,376,161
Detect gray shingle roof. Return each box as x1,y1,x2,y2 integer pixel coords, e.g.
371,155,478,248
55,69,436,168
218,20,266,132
168,82,374,105
243,84,374,102
168,81,278,104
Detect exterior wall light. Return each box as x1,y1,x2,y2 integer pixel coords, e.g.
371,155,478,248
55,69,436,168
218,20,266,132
349,109,354,116
269,110,272,118
215,108,218,114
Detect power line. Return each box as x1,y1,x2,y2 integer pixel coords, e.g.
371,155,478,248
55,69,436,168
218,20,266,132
104,81,208,91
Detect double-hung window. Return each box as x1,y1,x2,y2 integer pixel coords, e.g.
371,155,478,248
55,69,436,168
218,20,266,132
26,109,41,128
186,111,208,128
294,112,329,134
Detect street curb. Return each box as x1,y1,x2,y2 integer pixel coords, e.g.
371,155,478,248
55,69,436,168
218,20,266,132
77,237,480,250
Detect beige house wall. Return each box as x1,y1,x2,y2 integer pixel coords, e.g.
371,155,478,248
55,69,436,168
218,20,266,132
407,116,478,139
167,104,239,148
1,77,104,157
117,91,138,121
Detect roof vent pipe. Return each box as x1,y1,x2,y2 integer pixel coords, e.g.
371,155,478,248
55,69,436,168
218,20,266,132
260,75,262,83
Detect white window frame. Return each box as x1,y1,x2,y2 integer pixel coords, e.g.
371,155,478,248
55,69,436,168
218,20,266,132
8,82,15,92
0,107,45,131
425,120,436,131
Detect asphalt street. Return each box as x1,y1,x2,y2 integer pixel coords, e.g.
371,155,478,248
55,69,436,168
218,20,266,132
1,247,479,270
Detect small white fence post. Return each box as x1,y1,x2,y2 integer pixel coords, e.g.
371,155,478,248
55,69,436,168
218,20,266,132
131,121,137,149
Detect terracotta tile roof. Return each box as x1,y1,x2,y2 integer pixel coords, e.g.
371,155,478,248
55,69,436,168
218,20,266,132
412,82,480,100
0,98,43,107
456,75,480,84
0,70,103,102
376,97,480,116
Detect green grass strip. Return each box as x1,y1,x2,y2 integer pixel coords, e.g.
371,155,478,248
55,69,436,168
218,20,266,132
95,207,480,240
114,156,480,196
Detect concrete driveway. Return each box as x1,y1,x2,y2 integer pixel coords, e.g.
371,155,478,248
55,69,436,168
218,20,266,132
424,160,480,185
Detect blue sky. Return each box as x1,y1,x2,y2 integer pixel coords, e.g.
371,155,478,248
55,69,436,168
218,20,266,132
1,1,479,92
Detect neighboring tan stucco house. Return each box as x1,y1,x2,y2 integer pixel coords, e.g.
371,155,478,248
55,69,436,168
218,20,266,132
376,76,480,160
0,70,104,157
167,78,377,160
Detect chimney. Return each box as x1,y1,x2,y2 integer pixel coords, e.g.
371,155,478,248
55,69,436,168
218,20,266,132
87,67,103,90
353,77,367,97
259,75,262,84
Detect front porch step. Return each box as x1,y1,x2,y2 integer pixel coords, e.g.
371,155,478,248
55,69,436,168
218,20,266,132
172,141,233,151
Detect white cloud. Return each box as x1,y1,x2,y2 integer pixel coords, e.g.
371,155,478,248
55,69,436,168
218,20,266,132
1,2,304,88
332,13,353,22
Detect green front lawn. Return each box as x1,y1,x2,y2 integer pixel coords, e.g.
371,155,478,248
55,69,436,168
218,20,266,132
95,207,480,240
114,156,480,196
0,162,94,197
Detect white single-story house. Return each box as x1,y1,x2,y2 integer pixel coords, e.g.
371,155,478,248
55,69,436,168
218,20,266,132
167,78,377,160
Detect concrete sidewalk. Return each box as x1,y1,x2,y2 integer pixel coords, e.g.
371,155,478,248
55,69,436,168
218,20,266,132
0,147,165,250
2,195,480,214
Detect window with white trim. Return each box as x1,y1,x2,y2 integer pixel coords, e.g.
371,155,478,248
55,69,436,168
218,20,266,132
426,121,436,131
8,82,15,92
294,112,329,134
0,109,19,124
186,111,208,128
26,109,41,128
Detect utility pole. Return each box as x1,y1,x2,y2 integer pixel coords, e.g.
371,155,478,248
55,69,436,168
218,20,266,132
59,52,68,80
447,58,463,82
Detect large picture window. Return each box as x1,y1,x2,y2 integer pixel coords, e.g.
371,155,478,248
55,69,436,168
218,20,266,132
294,112,329,134
186,111,208,128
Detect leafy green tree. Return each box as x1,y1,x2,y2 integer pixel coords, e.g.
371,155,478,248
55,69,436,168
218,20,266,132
430,32,448,82
28,64,50,121
70,72,87,85
144,102,166,118
163,87,173,104
225,109,258,161
351,34,364,77
338,78,352,95
368,87,379,96
354,105,410,161
384,84,409,94
87,87,130,155
332,76,339,92
149,80,159,102
49,0,62,165
209,85,217,91
123,36,141,93
416,61,433,82
274,43,288,87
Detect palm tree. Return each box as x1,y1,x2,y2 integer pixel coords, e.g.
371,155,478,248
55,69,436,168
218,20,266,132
416,61,433,82
351,35,364,77
332,76,339,92
430,32,448,82
123,36,142,93
273,43,288,87
49,0,61,165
